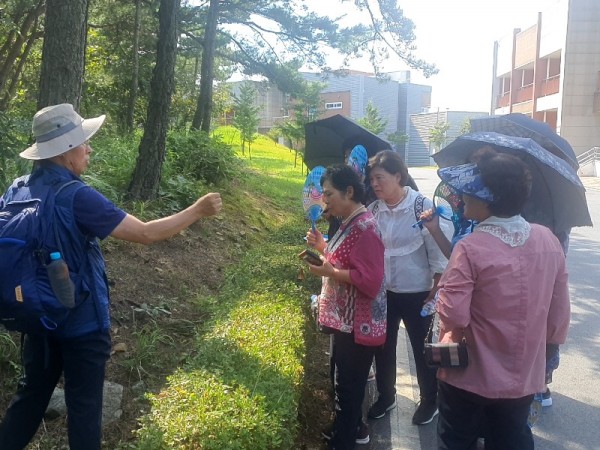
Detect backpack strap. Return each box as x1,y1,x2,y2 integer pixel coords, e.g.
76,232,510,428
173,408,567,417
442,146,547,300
414,194,426,229
51,180,85,257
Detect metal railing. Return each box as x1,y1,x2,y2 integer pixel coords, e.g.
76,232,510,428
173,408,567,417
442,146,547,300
577,147,600,167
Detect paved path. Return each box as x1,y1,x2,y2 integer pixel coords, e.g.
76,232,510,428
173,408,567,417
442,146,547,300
363,167,600,450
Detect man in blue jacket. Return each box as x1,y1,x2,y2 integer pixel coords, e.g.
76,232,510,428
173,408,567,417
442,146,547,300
0,103,222,450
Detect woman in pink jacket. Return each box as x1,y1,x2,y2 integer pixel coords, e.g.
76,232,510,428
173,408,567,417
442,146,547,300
434,149,570,450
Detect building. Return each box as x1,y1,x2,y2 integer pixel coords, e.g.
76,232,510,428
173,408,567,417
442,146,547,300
491,0,600,156
301,70,431,143
408,111,489,166
227,71,432,153
227,81,290,134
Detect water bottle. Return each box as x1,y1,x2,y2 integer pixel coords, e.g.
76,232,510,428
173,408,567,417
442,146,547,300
420,296,438,317
47,252,76,308
310,294,319,314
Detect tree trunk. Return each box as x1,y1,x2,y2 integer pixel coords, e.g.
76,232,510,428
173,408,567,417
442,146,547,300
125,0,142,133
127,0,179,201
0,30,17,62
0,29,42,111
190,0,219,131
38,0,89,110
0,0,44,97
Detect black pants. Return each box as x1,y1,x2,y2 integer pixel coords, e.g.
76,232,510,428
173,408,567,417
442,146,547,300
437,381,534,450
330,331,375,450
0,330,111,450
374,290,437,402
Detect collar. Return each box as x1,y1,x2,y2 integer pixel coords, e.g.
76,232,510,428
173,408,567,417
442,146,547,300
475,215,531,247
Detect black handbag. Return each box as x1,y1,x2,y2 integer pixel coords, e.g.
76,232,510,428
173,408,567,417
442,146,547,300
423,315,469,368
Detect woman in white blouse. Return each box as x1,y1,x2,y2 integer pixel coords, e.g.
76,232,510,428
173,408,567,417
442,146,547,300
366,150,451,425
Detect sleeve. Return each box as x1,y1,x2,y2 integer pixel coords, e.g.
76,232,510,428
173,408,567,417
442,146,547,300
546,253,570,345
421,197,451,274
436,240,475,330
73,186,127,239
348,228,385,299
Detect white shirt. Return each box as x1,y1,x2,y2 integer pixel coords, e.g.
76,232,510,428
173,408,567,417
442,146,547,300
368,187,452,293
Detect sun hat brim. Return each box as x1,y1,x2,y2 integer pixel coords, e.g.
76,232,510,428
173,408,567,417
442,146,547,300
437,163,495,203
20,114,106,160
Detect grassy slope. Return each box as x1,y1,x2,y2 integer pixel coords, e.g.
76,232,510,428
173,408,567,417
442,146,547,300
125,130,326,449
0,128,330,450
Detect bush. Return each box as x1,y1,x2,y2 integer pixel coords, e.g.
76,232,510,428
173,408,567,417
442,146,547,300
165,130,244,186
0,111,32,189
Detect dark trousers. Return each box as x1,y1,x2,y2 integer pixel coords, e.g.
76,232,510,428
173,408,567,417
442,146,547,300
374,290,437,402
437,381,534,450
330,331,375,450
0,330,111,450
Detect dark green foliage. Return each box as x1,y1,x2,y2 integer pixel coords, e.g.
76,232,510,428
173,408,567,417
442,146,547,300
165,130,244,186
0,111,32,189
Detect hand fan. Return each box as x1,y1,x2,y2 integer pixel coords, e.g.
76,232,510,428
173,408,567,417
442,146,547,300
302,166,326,232
412,182,460,228
346,145,368,177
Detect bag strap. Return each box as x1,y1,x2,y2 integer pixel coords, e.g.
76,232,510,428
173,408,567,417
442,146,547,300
327,210,367,251
424,310,467,345
414,194,425,229
50,180,84,257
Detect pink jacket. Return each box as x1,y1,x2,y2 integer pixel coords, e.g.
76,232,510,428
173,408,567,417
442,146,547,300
437,223,570,398
318,211,387,346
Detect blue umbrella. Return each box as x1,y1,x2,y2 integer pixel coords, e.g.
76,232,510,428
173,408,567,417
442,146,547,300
470,113,579,169
433,132,592,232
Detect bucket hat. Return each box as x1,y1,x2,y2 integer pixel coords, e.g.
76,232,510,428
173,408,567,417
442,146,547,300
437,163,495,203
20,103,106,160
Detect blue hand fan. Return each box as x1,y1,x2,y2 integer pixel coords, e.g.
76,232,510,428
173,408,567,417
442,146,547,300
347,145,368,177
302,166,326,232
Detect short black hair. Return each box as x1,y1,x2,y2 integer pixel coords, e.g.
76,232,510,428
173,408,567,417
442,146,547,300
367,150,409,187
474,147,532,216
321,164,366,204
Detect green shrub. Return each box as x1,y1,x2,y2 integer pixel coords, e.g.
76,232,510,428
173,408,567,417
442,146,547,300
165,130,244,186
0,111,32,189
84,131,141,202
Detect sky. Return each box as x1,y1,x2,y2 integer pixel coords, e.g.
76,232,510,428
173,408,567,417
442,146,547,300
303,0,558,112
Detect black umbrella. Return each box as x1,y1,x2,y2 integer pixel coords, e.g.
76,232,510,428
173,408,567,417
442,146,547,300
470,113,579,169
433,132,592,233
303,114,391,170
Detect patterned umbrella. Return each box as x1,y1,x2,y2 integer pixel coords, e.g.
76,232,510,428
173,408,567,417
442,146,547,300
433,132,592,232
470,113,579,169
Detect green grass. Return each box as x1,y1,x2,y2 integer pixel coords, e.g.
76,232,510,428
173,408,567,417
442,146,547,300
129,128,321,449
0,125,320,449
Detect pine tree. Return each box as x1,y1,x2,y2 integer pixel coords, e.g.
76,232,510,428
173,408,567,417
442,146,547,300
357,101,388,135
232,82,261,158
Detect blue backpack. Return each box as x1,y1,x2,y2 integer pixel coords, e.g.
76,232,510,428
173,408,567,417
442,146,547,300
0,177,82,333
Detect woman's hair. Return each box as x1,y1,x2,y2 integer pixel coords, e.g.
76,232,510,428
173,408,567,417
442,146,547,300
472,146,532,216
367,150,409,187
321,164,366,204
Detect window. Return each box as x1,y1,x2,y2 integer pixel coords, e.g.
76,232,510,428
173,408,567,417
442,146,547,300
325,102,343,110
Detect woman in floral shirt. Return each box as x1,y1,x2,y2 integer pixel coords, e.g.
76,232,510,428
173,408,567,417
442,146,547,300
305,165,386,450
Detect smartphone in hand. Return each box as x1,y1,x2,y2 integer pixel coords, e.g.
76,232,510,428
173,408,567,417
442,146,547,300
299,248,323,266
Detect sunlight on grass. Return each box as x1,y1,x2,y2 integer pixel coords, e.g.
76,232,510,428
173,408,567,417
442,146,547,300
133,127,321,449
